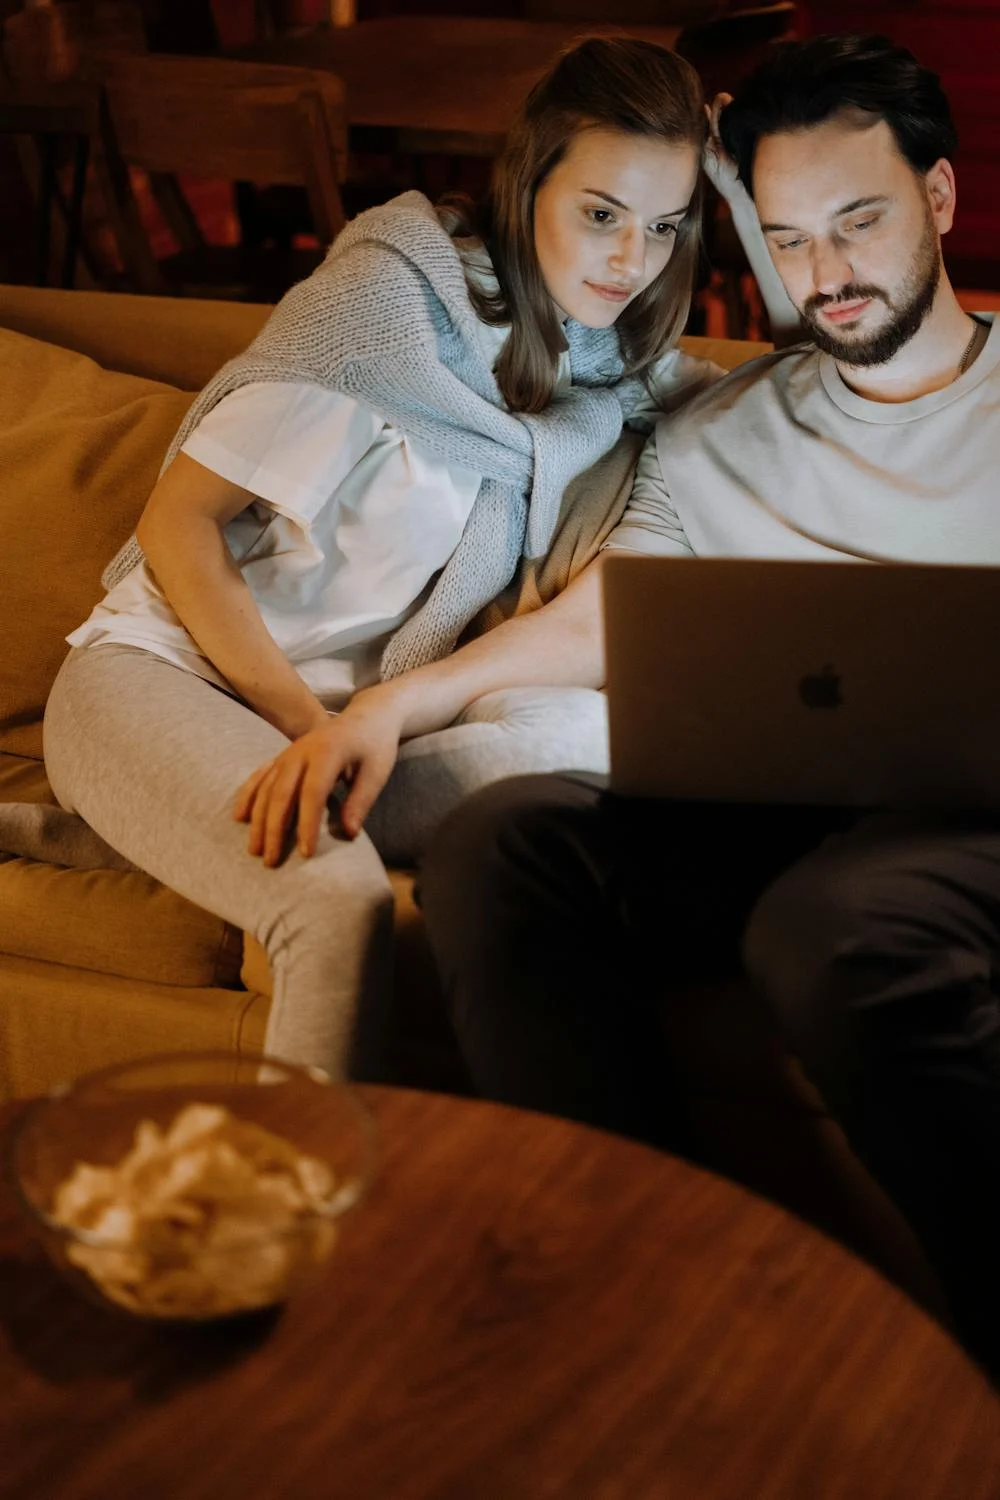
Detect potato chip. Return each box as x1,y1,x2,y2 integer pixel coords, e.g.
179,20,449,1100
51,1103,339,1318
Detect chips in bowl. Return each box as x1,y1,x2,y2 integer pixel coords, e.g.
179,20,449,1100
52,1103,339,1317
7,1052,377,1322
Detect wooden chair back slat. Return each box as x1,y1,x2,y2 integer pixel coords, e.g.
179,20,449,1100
86,52,349,183
83,51,349,284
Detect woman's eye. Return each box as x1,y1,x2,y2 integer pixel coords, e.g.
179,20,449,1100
776,237,805,252
585,207,614,226
651,222,678,238
851,218,876,233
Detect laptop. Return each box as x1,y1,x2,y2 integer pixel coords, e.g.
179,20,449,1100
602,554,1000,808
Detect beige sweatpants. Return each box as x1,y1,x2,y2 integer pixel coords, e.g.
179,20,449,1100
43,644,608,1077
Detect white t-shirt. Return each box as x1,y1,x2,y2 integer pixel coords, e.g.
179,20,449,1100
69,284,720,707
609,315,1000,564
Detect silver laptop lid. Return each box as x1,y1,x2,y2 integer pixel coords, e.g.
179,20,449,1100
602,554,1000,807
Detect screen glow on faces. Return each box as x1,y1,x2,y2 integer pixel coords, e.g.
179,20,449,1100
532,127,699,328
753,114,949,365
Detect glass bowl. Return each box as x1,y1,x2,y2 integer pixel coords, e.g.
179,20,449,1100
5,1051,377,1322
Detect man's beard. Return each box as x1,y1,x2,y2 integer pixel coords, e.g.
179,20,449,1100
799,214,941,367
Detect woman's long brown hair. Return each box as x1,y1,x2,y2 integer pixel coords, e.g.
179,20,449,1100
446,35,707,414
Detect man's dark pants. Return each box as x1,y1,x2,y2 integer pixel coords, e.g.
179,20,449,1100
417,772,1000,1379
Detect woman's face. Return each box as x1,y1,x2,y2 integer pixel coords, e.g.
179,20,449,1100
533,126,700,327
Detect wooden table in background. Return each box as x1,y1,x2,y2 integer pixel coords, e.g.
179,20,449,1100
2,1086,1000,1499
233,17,683,155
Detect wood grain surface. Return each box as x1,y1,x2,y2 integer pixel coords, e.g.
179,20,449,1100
2,1086,999,1500
233,17,683,153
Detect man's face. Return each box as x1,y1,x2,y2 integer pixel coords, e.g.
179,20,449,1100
752,113,953,366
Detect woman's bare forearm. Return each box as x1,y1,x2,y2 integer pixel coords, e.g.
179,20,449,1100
371,560,606,739
137,510,327,740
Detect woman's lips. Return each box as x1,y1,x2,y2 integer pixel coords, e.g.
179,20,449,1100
587,282,633,303
822,298,872,324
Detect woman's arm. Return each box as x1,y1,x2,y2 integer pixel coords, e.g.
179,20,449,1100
235,561,606,862
136,453,328,741
702,94,802,347
374,560,605,740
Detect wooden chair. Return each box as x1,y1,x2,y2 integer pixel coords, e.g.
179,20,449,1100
84,51,349,299
0,2,146,287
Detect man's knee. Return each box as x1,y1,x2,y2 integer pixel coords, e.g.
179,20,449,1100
742,846,873,1030
417,772,604,925
742,833,978,1053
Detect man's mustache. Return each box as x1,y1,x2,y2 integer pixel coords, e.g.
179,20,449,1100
804,284,889,315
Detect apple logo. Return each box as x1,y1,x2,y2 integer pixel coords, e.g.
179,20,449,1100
798,664,843,709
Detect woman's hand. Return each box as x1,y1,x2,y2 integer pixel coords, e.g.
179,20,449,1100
233,686,408,866
701,93,741,200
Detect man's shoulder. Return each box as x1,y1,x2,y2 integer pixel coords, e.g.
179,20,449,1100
659,340,821,437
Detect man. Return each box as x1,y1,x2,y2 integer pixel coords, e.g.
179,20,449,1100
415,33,1000,1378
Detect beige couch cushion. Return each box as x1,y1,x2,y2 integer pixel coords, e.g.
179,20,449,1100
0,327,195,759
0,753,243,989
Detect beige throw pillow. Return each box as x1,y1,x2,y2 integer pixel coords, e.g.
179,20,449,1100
0,327,194,758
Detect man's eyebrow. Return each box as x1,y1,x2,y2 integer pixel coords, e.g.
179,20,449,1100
833,194,890,216
760,195,889,234
581,188,689,217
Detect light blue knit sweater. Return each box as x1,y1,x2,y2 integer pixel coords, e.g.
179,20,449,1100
101,191,646,677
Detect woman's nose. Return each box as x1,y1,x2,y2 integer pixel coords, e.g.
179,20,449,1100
608,224,645,282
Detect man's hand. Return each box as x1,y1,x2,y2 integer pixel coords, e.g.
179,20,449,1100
701,93,740,199
233,686,407,866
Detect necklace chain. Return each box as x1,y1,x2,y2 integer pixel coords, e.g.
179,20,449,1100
958,318,984,377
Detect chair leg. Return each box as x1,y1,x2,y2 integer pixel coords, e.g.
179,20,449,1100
60,133,89,288
148,170,207,254
35,134,57,286
90,145,169,293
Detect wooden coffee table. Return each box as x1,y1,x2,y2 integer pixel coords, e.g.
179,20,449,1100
2,1085,999,1499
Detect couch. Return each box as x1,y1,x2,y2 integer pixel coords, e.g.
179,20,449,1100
0,281,943,1316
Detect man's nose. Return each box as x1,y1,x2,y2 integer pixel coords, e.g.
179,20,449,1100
609,224,645,282
810,236,853,297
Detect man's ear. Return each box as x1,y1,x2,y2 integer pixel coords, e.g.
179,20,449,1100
924,157,957,236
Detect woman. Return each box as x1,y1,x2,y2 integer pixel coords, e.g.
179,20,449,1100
40,36,790,1077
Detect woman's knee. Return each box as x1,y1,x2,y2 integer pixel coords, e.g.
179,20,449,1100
258,833,395,949
457,685,609,771
369,691,608,865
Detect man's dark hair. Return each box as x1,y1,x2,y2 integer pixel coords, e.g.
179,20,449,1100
718,33,958,196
